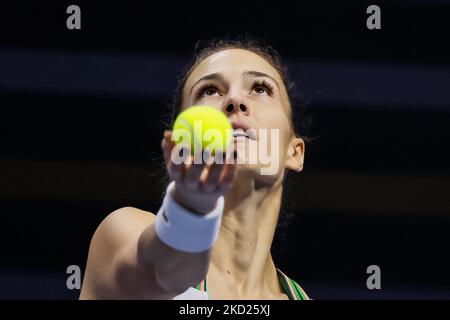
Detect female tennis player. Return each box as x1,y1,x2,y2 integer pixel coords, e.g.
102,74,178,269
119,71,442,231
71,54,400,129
80,38,311,300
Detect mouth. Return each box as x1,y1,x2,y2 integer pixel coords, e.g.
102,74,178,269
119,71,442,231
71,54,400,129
231,121,257,140
232,128,257,141
232,129,250,139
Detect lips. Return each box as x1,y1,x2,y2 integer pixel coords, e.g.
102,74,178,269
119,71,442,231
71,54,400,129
232,129,250,138
231,121,257,140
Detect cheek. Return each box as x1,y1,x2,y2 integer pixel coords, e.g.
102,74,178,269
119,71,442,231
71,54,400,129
262,107,292,158
256,110,292,157
256,103,291,131
193,96,223,107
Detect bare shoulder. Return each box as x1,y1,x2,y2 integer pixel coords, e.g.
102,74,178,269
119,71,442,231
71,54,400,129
80,207,157,299
94,206,156,246
105,206,156,227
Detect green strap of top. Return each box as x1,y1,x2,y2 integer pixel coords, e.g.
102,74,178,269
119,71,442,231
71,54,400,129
276,269,309,300
194,268,309,300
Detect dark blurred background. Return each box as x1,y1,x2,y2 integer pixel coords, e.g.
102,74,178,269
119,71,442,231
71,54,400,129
1,1,450,299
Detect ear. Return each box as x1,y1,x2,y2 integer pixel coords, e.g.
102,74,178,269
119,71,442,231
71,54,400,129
285,136,305,172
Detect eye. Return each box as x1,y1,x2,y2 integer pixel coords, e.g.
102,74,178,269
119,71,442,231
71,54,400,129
196,84,221,99
254,86,267,94
205,88,218,96
251,80,274,96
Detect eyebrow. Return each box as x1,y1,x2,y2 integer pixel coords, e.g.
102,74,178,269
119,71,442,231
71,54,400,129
190,70,280,95
190,73,225,95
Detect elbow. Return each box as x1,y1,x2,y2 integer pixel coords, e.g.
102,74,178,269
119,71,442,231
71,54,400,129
153,258,209,296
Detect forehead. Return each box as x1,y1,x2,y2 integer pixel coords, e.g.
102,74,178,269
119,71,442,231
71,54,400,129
185,48,284,89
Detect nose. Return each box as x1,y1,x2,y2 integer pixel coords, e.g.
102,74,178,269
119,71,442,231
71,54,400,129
222,99,249,116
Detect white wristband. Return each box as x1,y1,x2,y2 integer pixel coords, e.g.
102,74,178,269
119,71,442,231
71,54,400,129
155,181,224,253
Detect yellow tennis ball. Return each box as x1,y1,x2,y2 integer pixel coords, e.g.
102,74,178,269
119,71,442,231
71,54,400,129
172,105,232,154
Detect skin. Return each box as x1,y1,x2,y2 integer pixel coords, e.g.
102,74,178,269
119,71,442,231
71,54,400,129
79,49,305,300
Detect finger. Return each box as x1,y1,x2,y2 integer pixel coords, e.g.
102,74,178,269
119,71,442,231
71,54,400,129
161,131,175,163
202,151,226,192
167,145,189,182
164,130,172,141
162,139,172,163
184,149,208,190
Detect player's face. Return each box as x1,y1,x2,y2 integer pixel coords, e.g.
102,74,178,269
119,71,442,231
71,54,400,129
181,49,304,183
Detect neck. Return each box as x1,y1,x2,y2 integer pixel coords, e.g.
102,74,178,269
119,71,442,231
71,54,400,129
210,171,284,296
